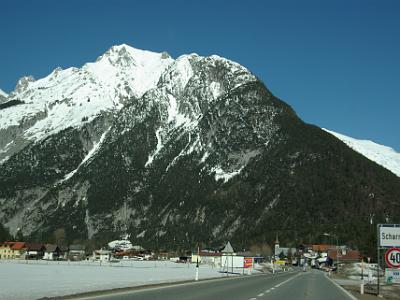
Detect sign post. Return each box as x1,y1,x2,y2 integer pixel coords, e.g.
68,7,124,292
377,224,400,296
385,248,400,269
244,257,253,275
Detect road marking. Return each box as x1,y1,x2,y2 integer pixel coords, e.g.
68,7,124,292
257,293,264,296
324,273,358,300
265,290,270,293
275,272,299,288
249,298,257,300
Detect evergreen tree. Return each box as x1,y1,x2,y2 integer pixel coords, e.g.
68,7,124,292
0,223,11,242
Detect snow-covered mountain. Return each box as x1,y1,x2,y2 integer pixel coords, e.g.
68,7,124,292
1,44,399,254
1,45,172,140
0,45,173,162
0,89,7,98
324,129,400,177
0,89,7,103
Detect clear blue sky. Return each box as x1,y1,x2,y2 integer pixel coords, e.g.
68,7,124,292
1,0,399,150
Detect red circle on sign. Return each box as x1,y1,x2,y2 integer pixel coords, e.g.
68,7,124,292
385,248,400,269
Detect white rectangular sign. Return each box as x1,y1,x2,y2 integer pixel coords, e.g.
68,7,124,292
380,226,400,247
386,268,400,284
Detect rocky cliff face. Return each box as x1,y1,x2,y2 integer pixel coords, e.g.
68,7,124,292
1,45,399,254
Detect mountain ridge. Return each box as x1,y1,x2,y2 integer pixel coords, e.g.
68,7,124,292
0,44,399,256
324,129,400,177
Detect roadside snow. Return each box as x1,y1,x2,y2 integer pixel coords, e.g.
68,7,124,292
0,260,224,300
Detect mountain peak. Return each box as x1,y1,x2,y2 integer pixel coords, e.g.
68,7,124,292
14,76,35,94
96,44,172,67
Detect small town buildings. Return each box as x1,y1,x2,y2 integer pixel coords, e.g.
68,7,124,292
10,242,26,259
274,237,296,258
59,245,69,260
328,248,360,262
191,251,222,266
68,244,86,260
0,242,26,259
0,242,14,259
43,244,60,260
312,244,337,253
26,243,45,259
92,249,112,261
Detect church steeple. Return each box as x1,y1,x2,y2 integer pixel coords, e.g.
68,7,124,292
274,234,279,256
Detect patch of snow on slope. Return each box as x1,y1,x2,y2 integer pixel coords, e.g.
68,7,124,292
163,56,194,127
145,127,163,167
61,127,111,182
209,81,222,100
324,129,400,177
0,141,14,154
212,166,245,183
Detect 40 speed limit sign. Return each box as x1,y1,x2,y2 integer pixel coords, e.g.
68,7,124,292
385,248,400,268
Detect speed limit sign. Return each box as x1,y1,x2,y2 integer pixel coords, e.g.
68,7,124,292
385,248,400,268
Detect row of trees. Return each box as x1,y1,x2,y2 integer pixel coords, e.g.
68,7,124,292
0,223,12,241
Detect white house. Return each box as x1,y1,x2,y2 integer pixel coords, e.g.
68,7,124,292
93,249,111,261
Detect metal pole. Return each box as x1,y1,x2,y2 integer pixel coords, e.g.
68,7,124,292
336,236,339,273
231,255,233,274
195,257,199,281
377,224,380,296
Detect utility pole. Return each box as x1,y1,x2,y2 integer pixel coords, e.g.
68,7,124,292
336,235,339,273
195,245,199,281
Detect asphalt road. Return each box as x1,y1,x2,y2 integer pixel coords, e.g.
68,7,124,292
80,270,354,300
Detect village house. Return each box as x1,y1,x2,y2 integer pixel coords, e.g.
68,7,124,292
10,242,26,259
0,242,27,259
92,249,112,261
26,243,45,259
59,245,69,260
43,244,60,260
68,244,86,260
191,251,222,266
0,242,14,259
312,244,337,253
328,248,360,263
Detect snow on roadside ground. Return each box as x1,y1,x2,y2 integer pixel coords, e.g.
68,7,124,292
0,260,224,300
341,262,378,283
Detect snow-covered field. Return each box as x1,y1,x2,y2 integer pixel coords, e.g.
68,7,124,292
0,260,224,300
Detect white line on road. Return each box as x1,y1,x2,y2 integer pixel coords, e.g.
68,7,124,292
274,272,300,288
324,274,358,300
247,272,300,300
